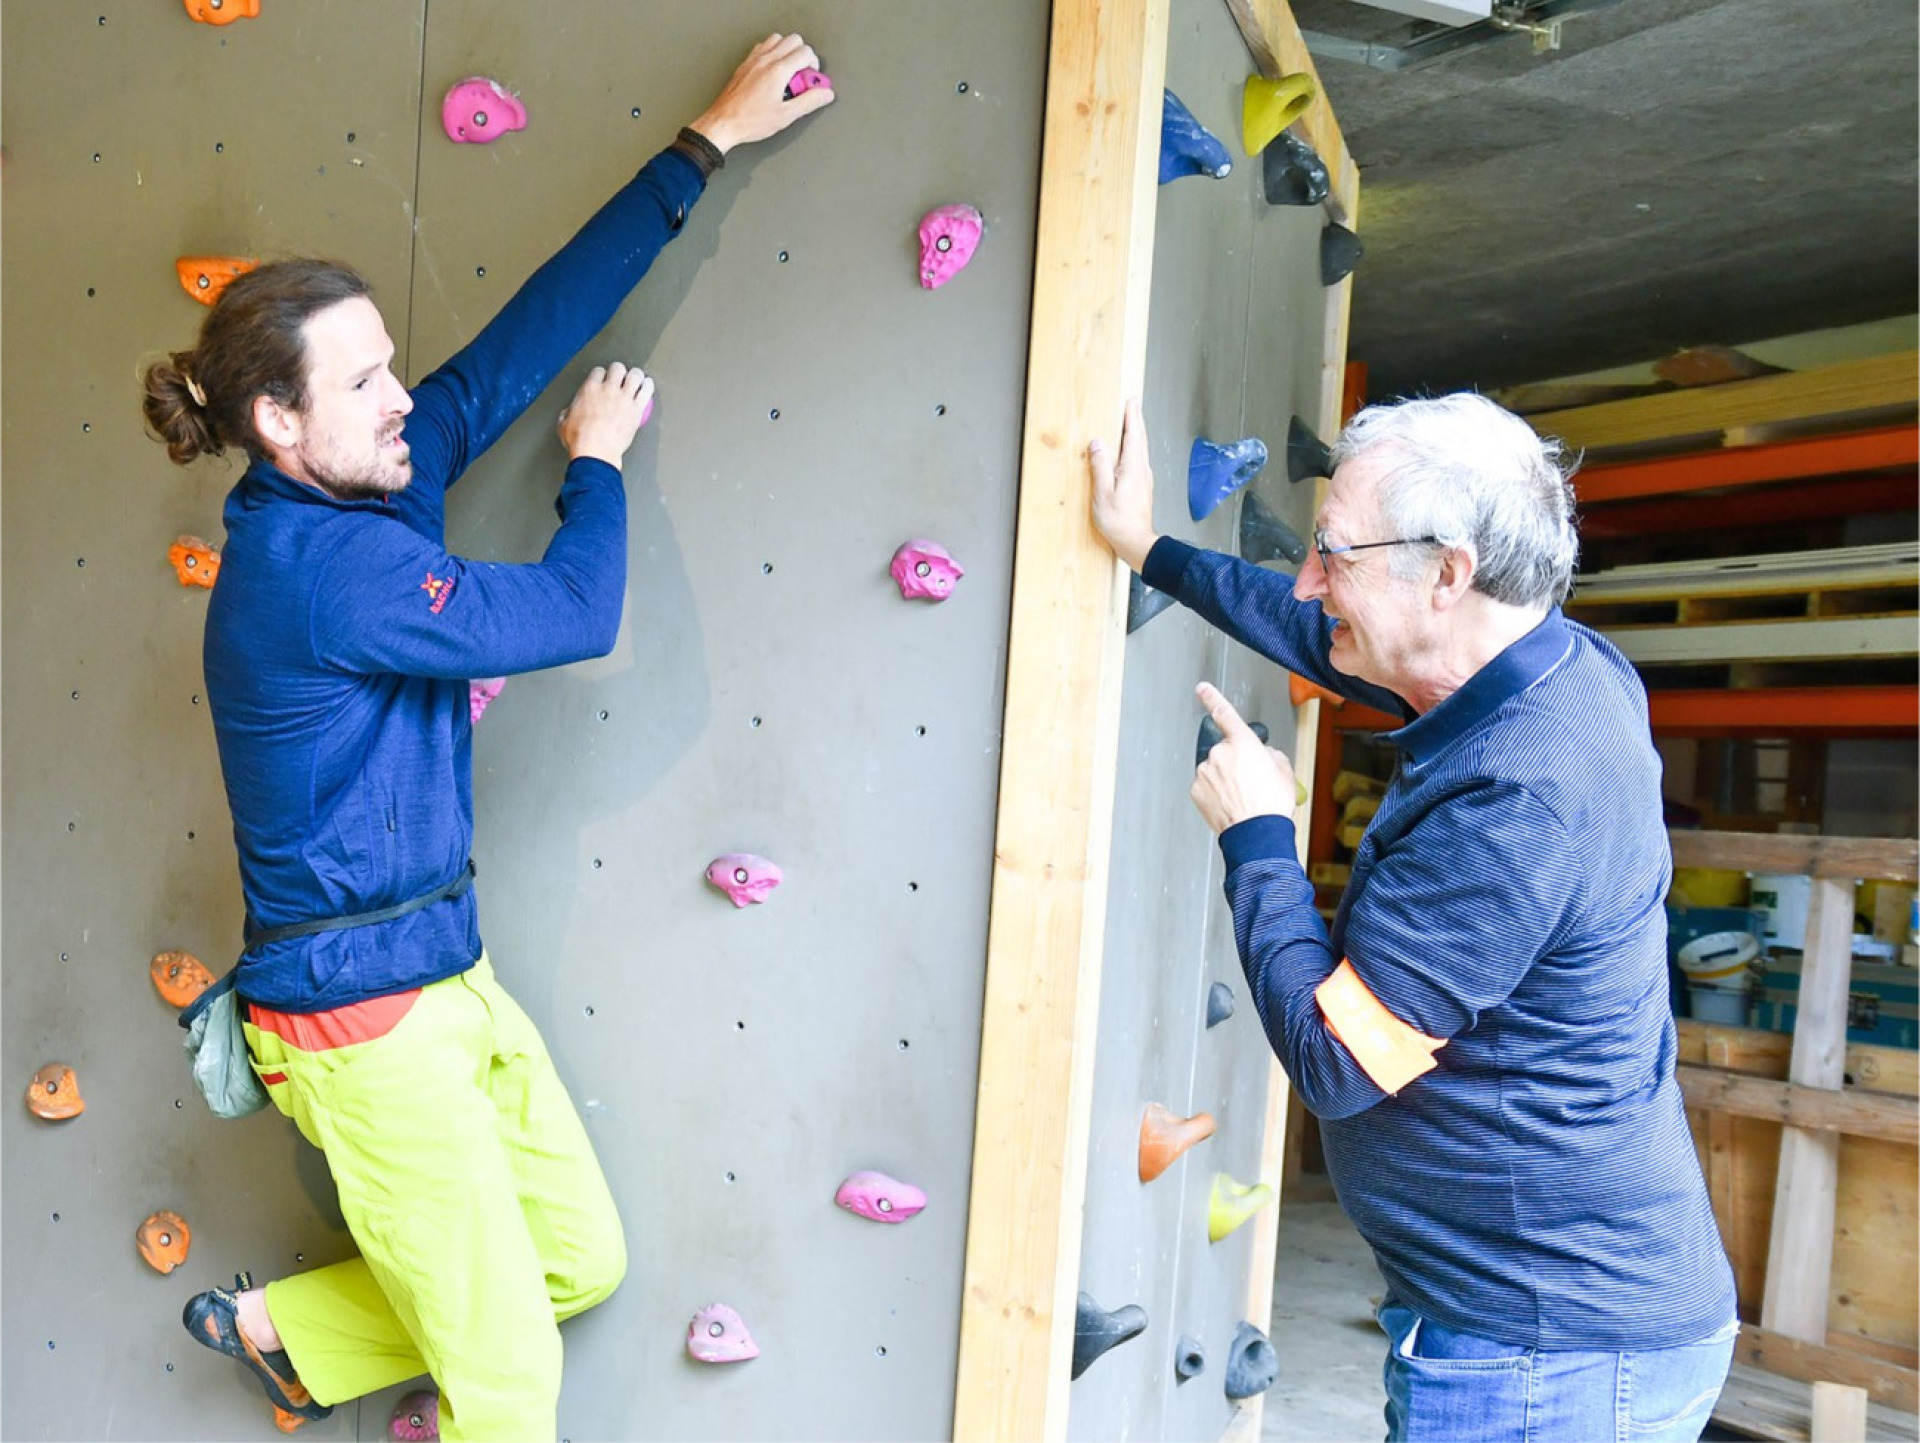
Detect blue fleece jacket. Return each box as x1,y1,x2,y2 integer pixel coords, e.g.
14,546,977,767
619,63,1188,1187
1144,537,1736,1351
204,147,706,1011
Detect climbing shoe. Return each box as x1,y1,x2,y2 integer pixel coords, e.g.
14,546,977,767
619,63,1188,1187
182,1272,332,1425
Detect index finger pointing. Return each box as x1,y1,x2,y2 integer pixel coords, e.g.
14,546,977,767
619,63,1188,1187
1195,682,1256,741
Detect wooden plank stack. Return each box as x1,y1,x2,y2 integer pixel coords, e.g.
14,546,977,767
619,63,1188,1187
1671,830,1920,1441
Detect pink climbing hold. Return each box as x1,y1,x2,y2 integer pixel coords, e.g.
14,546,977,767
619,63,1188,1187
786,67,832,99
687,1302,759,1363
835,1170,928,1224
468,677,505,724
890,540,965,601
388,1390,439,1442
441,77,527,144
705,853,783,908
917,204,985,290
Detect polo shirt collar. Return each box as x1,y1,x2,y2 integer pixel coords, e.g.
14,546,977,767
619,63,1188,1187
241,459,397,513
1386,608,1573,767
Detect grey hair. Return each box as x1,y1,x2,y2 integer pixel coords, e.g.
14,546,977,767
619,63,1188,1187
1329,393,1580,608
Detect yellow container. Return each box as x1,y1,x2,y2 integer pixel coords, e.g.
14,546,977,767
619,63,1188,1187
1671,867,1748,908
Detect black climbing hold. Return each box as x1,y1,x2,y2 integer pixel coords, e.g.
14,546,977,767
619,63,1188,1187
1206,982,1235,1029
1240,493,1309,567
1262,132,1330,207
1286,416,1333,485
1320,222,1363,286
1072,1291,1149,1381
1175,1334,1207,1383
1196,715,1270,769
1224,1320,1279,1400
1127,573,1176,634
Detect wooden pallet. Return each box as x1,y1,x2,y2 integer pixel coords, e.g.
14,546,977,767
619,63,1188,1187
1714,1362,1920,1442
1569,543,1918,664
1669,831,1920,1441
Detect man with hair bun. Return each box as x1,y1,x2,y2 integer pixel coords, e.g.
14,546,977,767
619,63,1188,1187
142,35,831,1442
1090,393,1736,1443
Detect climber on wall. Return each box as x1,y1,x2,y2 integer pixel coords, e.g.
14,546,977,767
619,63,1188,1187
139,34,832,1442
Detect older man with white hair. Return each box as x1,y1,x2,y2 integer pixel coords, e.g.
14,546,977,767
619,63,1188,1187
1090,393,1737,1443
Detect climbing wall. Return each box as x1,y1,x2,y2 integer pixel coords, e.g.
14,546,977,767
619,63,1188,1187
2,2,1045,1439
1067,3,1332,1436
1,4,431,1439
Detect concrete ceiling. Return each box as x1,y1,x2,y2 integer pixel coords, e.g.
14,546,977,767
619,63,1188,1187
1287,0,1920,397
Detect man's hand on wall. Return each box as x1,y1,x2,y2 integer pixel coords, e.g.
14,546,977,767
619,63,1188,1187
558,363,655,469
1190,683,1300,836
691,33,834,155
1089,397,1160,573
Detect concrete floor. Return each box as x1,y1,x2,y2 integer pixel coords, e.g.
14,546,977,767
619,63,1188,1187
1263,1184,1391,1443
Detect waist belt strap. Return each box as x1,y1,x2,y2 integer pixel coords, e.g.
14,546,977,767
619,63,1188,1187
243,860,476,953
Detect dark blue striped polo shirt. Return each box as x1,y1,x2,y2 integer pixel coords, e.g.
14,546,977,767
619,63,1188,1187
1144,537,1736,1350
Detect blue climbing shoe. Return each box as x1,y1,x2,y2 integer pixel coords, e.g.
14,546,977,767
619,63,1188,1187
182,1272,332,1424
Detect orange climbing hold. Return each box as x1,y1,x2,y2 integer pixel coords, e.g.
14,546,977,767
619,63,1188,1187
182,0,260,25
137,1209,192,1274
169,536,221,588
1138,1102,1216,1183
273,1406,309,1433
1288,672,1344,708
151,949,216,1009
176,255,257,306
26,1064,84,1120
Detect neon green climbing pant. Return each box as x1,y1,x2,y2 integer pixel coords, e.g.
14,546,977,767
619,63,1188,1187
242,952,624,1442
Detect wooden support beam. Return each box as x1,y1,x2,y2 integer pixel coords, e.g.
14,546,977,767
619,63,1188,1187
1812,1382,1872,1443
1668,831,1920,884
1761,878,1856,1345
1531,352,1920,453
1716,1361,1920,1443
1739,1327,1920,1414
953,3,1168,1438
1676,1066,1920,1147
1219,0,1360,221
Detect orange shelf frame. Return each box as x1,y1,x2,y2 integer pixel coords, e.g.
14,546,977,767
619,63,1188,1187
1647,686,1918,737
1575,424,1918,504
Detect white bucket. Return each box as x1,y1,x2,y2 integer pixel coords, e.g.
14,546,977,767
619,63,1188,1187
1688,986,1752,1026
1749,873,1813,952
1676,930,1760,988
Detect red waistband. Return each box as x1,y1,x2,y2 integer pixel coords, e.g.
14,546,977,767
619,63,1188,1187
247,989,421,1052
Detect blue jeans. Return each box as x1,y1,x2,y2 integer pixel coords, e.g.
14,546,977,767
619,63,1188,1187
1377,1299,1737,1443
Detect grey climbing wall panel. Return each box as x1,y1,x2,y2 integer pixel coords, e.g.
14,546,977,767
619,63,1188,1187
404,4,1046,1440
3,2,1045,1440
2,4,429,1439
1067,2,1330,1437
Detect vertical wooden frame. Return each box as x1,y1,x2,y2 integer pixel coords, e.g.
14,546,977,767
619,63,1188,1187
1216,8,1362,1439
955,4,1359,1435
953,3,1171,1437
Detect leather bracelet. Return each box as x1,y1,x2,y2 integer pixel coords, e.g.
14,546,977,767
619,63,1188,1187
672,126,725,178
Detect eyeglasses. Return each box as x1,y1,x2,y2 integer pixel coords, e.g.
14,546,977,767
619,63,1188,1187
1312,529,1441,570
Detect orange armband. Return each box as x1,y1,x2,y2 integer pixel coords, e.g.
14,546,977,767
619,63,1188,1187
1315,959,1444,1095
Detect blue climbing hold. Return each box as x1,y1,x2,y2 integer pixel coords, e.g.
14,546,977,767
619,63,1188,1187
1159,90,1232,184
1175,1334,1207,1383
1189,436,1269,521
1206,981,1235,1029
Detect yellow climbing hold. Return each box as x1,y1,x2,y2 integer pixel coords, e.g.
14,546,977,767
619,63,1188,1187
1208,1172,1275,1242
1242,74,1317,157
